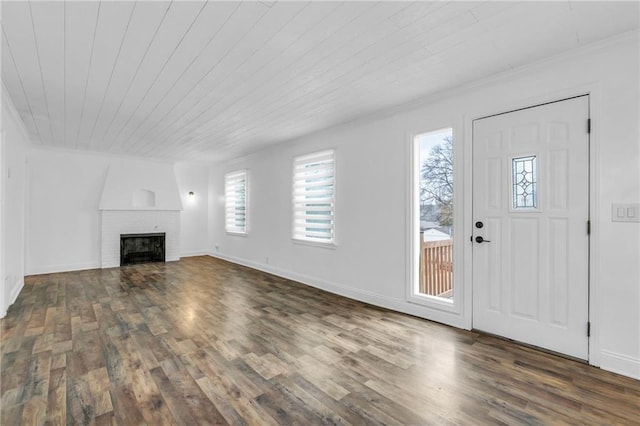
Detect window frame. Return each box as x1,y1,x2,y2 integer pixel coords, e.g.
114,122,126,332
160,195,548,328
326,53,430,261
407,125,463,322
224,169,248,235
291,149,336,246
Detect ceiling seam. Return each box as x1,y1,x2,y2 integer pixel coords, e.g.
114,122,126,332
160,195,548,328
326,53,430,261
151,2,379,152
1,25,43,143
135,1,310,157
86,2,138,148
107,1,209,151
155,1,396,150
101,1,173,150
184,3,490,149
150,1,344,155
75,1,102,149
199,3,452,145
28,0,55,144
125,0,246,154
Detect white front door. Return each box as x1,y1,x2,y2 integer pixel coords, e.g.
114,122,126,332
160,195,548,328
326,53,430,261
472,96,590,359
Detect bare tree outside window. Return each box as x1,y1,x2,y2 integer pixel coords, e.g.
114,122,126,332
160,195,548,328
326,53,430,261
420,135,453,227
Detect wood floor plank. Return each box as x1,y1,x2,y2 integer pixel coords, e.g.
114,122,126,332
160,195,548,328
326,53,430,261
20,350,52,403
45,367,66,425
148,366,198,426
21,397,47,425
159,357,228,425
66,375,95,425
92,390,113,418
1,403,24,425
288,372,380,426
109,384,144,425
200,349,265,400
270,373,350,426
94,409,117,426
195,376,249,425
1,256,639,425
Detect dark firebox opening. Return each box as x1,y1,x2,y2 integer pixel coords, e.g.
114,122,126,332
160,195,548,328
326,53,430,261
120,233,165,266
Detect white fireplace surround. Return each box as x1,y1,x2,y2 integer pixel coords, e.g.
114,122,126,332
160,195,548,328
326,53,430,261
98,160,183,268
101,210,180,268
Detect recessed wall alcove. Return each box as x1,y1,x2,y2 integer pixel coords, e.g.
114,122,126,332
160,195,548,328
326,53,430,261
132,189,156,208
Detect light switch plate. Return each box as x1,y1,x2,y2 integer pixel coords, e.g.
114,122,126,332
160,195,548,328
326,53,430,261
612,203,640,222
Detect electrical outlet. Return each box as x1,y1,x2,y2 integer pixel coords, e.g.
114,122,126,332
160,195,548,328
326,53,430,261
215,244,219,251
265,256,269,264
612,203,640,222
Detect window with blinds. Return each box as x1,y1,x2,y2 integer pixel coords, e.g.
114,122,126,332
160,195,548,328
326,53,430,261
292,150,335,243
225,170,247,234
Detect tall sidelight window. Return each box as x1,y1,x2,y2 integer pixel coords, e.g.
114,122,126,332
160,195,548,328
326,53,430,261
225,170,247,234
415,128,454,301
292,149,335,244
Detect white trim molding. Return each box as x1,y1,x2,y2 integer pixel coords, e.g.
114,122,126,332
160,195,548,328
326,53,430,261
599,350,640,380
0,277,24,319
26,262,100,276
406,123,466,327
180,251,210,258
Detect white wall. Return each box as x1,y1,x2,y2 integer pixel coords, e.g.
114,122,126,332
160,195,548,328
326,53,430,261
1,87,29,317
100,159,182,210
175,162,209,256
27,150,108,274
208,32,640,379
26,149,208,273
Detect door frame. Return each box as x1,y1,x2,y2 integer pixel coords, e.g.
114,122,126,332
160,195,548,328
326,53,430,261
465,85,601,366
0,129,4,317
470,95,591,359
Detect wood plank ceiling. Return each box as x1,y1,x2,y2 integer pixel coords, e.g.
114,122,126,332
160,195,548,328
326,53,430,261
1,1,638,162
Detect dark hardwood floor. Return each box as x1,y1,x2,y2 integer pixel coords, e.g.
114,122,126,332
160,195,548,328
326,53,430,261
1,256,639,425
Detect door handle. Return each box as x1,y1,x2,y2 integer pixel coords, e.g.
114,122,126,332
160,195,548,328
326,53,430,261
475,236,491,243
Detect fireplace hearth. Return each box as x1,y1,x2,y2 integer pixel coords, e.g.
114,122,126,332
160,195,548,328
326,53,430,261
120,233,166,266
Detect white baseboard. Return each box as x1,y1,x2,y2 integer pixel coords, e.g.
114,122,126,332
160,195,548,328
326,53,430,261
180,251,209,258
27,255,193,276
27,261,101,276
207,252,464,328
600,350,640,380
0,277,24,319
9,278,23,303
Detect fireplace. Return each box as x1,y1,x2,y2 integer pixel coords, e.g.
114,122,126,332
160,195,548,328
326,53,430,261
120,233,166,266
101,211,179,268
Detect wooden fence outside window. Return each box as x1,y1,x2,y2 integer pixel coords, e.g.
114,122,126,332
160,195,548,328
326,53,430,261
419,239,453,298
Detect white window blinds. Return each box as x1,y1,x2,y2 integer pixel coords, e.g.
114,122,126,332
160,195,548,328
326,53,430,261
292,150,335,243
225,170,247,234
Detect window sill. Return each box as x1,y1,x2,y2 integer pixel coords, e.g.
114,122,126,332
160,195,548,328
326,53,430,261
407,293,457,313
291,238,337,250
226,231,248,237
